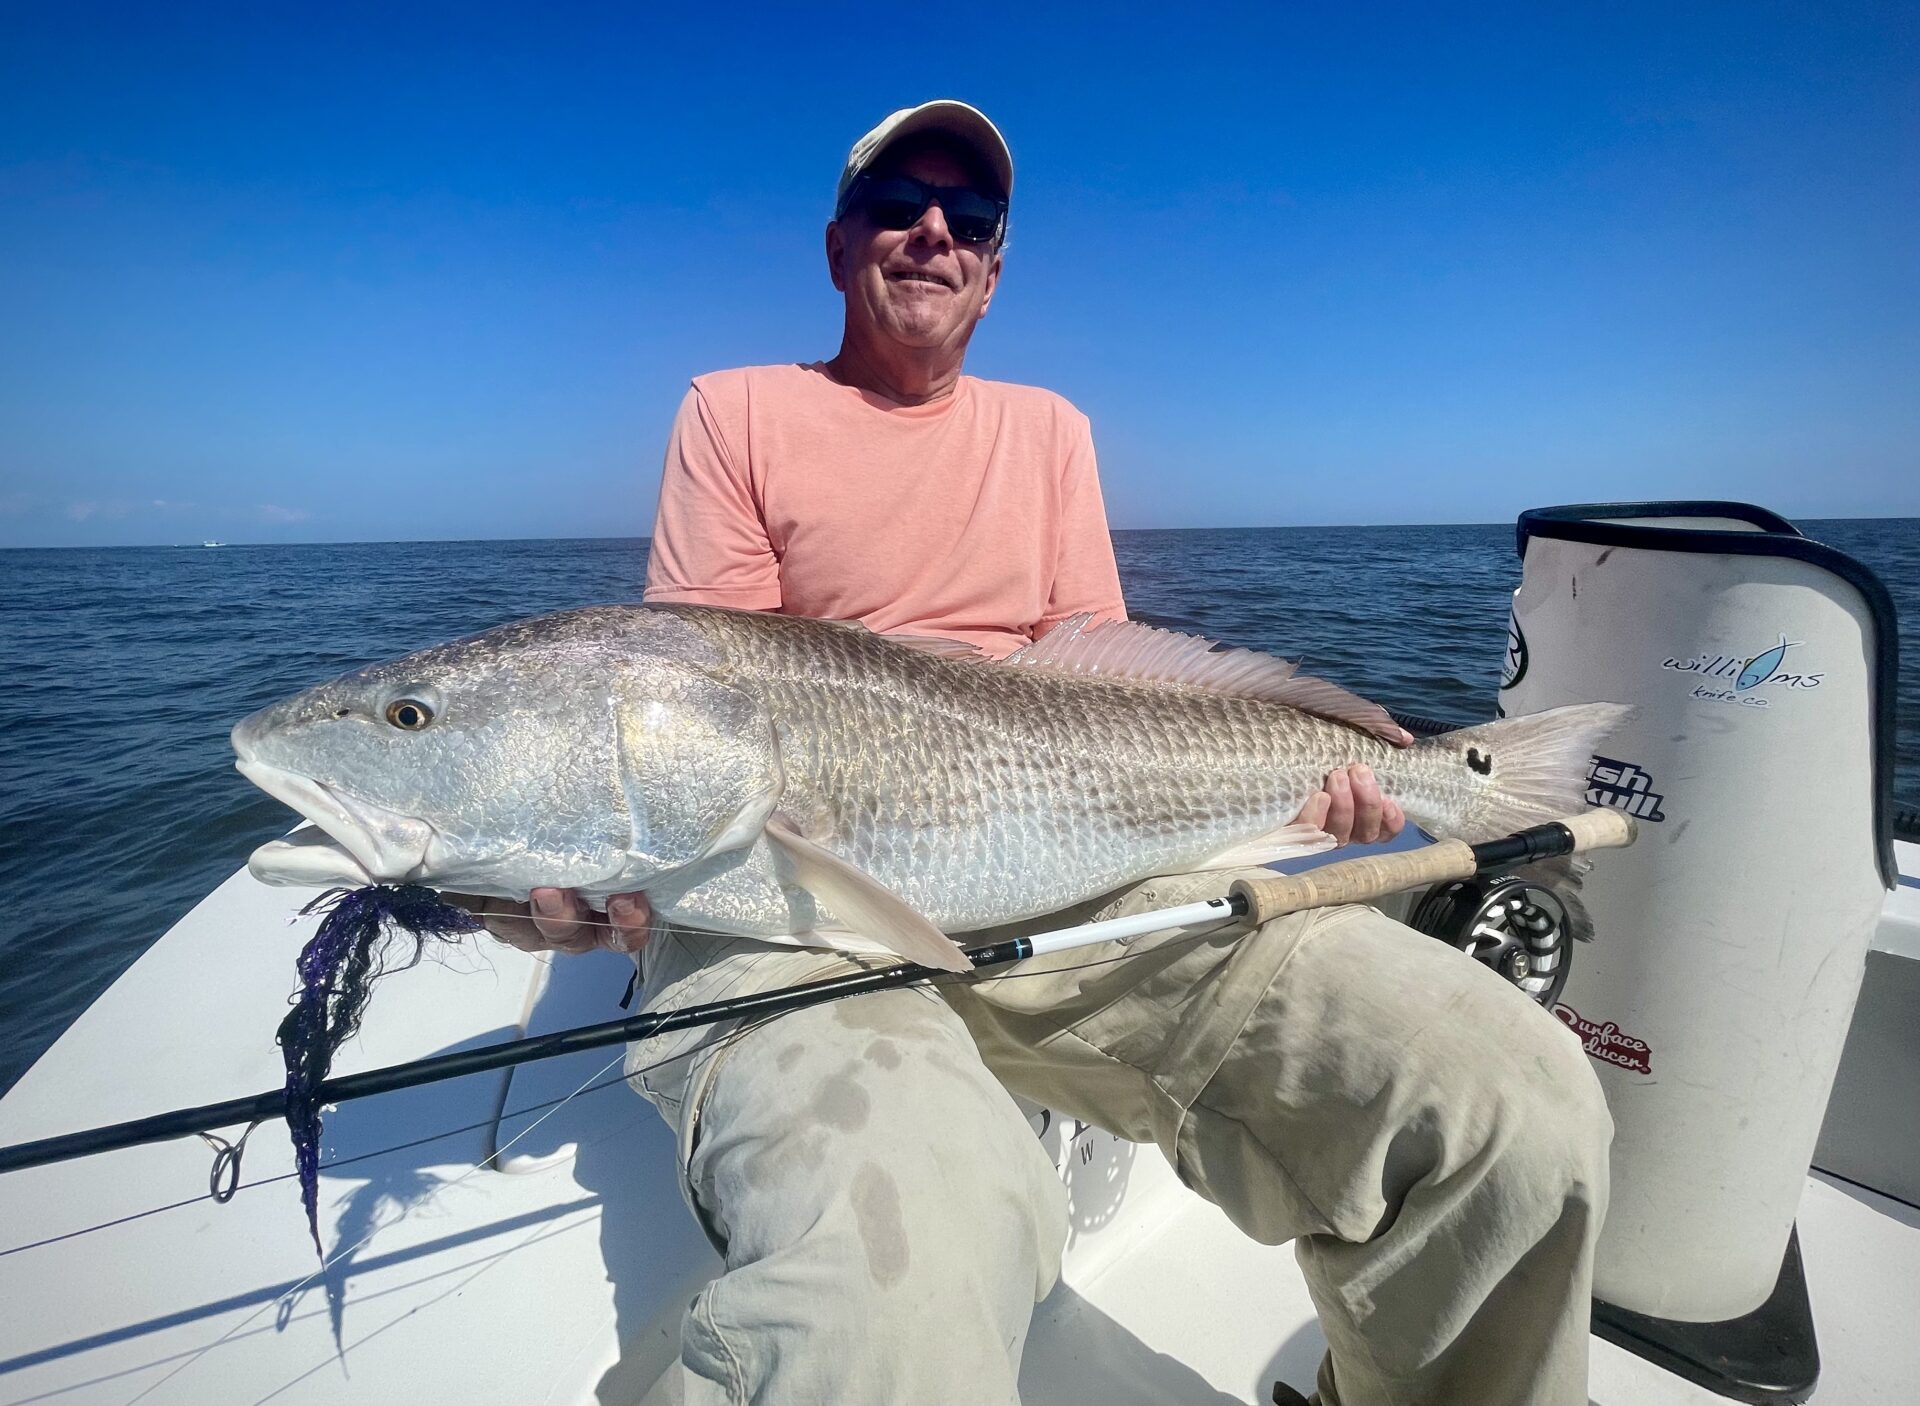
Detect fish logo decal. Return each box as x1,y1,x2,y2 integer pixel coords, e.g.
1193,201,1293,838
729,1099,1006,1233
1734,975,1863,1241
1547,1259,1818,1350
1660,630,1823,708
1735,635,1797,692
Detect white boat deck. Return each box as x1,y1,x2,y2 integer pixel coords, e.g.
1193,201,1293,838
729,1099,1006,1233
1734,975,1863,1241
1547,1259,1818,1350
1023,1159,1918,1406
1,848,1915,1405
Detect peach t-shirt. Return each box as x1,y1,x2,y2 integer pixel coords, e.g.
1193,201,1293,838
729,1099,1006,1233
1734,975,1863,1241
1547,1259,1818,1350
642,362,1127,657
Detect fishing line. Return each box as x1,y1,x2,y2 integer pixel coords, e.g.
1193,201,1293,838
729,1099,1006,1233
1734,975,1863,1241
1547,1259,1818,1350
0,1017,785,1263
0,926,1229,1262
0,931,862,1260
116,1042,634,1406
0,941,802,1262
115,919,1270,1403
110,926,937,1406
12,916,1368,1398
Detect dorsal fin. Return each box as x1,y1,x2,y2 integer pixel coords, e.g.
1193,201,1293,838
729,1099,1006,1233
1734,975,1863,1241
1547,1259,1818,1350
1003,614,1411,745
816,617,987,660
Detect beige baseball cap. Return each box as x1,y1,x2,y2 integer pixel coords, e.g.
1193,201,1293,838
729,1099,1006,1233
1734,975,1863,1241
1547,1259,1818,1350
833,100,1013,216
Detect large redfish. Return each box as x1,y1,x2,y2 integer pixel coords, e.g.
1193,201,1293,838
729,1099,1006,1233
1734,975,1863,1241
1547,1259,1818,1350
234,606,1628,972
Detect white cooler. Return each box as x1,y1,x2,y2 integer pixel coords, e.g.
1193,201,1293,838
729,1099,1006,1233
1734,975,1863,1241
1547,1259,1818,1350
1500,501,1899,1322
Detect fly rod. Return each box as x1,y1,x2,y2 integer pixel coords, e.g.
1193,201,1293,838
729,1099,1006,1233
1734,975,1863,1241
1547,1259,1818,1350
0,807,1633,1177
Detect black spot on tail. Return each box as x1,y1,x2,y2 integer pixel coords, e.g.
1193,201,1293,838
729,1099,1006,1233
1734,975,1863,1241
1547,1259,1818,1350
1467,747,1493,776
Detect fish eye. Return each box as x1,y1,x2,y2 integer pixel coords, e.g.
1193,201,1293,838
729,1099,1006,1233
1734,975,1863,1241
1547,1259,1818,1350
385,698,434,731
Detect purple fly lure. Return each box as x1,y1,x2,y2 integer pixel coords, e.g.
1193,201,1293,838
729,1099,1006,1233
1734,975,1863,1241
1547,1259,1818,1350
277,885,484,1255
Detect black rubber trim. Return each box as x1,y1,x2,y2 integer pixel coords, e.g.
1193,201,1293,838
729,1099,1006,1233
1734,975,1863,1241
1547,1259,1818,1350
1517,501,1901,888
1515,500,1801,557
1593,1226,1819,1404
1388,709,1464,738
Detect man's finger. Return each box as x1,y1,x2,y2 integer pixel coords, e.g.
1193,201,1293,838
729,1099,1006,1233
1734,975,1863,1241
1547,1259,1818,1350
1382,798,1406,838
1323,767,1355,845
1289,789,1331,831
530,887,594,944
1348,763,1386,845
459,895,547,949
606,892,654,953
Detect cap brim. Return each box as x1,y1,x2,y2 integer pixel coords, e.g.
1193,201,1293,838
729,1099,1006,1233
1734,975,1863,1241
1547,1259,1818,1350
837,100,1013,210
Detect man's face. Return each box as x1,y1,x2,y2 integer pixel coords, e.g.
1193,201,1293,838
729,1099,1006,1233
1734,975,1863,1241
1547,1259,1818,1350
827,145,1003,351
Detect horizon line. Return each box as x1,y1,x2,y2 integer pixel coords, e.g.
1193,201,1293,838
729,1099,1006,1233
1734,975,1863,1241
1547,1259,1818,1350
4,512,1916,552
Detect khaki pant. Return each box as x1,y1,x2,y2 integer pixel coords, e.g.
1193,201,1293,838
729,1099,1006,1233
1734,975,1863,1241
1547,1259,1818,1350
626,872,1612,1406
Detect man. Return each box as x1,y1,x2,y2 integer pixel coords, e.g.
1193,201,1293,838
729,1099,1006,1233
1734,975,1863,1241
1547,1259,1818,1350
481,102,1609,1406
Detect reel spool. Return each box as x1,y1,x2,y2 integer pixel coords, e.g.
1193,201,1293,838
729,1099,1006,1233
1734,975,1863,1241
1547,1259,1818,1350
1408,875,1572,1007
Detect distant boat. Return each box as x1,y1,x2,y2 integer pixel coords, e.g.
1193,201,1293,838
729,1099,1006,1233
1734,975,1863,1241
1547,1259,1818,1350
201,540,225,548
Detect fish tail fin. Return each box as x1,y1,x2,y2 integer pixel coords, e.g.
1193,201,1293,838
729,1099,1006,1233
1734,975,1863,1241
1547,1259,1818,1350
1511,853,1599,943
1422,702,1634,844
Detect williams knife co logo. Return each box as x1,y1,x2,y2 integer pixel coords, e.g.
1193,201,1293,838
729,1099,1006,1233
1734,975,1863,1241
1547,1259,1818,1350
1661,633,1823,709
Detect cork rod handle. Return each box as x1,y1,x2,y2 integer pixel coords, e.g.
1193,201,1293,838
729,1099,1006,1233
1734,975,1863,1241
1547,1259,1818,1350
1228,808,1637,927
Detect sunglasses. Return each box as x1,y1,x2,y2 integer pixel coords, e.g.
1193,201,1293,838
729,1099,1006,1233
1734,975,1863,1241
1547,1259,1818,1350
840,174,1007,245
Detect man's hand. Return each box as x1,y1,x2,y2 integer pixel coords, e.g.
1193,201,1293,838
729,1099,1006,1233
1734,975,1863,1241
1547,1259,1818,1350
1291,764,1406,846
447,888,653,956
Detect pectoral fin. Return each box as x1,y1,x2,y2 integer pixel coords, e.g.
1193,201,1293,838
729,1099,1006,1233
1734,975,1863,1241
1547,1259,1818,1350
764,814,972,973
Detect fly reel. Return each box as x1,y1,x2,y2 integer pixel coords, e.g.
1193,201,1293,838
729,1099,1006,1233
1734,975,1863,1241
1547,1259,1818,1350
1408,874,1572,1007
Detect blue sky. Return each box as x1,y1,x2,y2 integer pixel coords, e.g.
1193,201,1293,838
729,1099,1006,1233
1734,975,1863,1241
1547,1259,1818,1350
2,2,1915,547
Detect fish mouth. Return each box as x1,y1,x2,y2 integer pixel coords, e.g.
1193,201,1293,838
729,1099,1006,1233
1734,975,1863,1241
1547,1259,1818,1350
248,825,376,888
236,759,435,884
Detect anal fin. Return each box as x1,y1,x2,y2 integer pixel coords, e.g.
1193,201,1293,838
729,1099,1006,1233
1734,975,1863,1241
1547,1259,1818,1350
1162,821,1338,874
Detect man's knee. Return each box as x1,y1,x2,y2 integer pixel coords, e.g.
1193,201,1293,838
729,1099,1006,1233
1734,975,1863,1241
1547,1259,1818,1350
1287,908,1611,1237
1457,1001,1612,1241
1331,905,1612,1191
1346,1018,1610,1260
689,989,1068,1311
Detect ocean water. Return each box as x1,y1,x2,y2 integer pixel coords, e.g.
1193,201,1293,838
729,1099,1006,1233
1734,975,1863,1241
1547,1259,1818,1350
1,519,1914,1095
